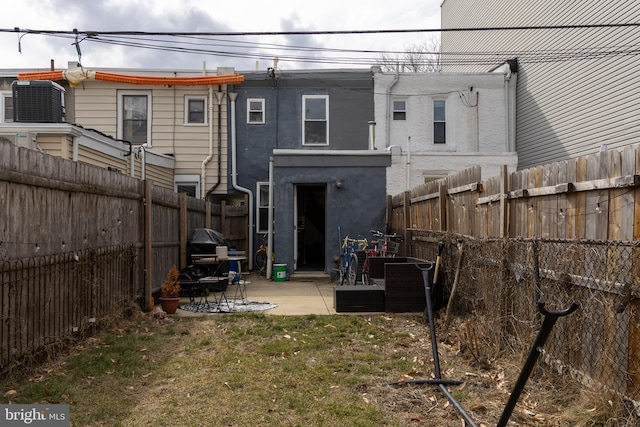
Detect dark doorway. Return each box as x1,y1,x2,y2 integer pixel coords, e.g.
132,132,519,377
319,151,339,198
296,185,326,271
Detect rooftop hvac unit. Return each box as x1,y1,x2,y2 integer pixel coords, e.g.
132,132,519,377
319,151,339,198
12,80,65,123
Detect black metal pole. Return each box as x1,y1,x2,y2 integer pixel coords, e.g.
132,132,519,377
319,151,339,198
416,263,478,427
497,300,580,427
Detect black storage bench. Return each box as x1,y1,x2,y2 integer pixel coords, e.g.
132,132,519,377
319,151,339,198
383,262,433,312
334,285,385,312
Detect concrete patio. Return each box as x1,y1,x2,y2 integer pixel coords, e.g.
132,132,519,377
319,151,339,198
174,272,338,316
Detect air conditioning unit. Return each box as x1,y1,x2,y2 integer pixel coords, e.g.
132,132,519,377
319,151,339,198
0,132,37,149
12,80,65,123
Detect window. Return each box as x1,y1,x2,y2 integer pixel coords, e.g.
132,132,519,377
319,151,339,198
174,175,200,198
434,100,446,144
256,182,270,233
184,95,207,125
247,98,265,124
117,90,152,146
393,100,406,120
302,95,328,145
1,91,13,122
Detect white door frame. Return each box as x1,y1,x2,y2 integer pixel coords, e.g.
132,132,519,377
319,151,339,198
293,185,299,271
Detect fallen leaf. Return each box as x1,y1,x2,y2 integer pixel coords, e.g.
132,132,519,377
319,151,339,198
4,390,18,399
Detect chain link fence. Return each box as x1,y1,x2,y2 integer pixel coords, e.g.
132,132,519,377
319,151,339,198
411,231,640,405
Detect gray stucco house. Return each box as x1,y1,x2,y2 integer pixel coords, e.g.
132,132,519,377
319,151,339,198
227,68,390,277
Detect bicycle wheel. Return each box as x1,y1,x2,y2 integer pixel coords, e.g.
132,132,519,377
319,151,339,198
347,253,358,286
255,249,267,275
337,254,346,285
361,256,369,285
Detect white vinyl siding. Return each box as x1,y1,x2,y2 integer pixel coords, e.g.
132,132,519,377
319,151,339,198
441,0,640,169
73,80,228,195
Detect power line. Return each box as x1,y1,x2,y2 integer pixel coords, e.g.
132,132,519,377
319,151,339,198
5,23,639,68
3,22,639,36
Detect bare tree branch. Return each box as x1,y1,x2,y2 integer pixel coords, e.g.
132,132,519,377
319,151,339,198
376,37,441,72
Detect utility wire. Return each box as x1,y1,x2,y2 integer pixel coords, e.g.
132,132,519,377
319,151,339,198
3,22,639,36
8,23,640,67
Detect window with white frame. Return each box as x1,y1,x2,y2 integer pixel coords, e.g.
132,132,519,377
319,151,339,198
184,95,207,125
174,175,200,198
247,98,265,124
256,182,270,233
1,91,13,122
302,95,329,145
433,100,446,144
392,100,406,120
117,90,152,146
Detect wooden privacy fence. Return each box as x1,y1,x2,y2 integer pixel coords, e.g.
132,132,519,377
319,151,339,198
0,142,248,371
389,145,640,242
389,145,640,403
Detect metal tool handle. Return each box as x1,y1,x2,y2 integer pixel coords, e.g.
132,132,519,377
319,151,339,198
538,299,580,318
497,299,580,427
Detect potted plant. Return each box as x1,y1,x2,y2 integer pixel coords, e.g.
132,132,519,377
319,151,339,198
159,265,181,314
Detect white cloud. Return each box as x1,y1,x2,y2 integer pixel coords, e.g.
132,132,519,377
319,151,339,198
0,0,441,71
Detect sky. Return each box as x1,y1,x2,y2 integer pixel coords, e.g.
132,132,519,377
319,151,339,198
0,0,441,72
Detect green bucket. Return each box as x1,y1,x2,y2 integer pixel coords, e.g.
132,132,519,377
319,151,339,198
273,264,287,282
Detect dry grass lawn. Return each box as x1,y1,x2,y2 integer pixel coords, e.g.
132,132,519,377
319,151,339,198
1,309,635,426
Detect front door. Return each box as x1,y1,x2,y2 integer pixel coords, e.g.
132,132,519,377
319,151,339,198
294,185,326,271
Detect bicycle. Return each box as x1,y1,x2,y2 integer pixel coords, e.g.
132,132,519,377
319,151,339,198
254,234,274,276
337,235,368,286
361,230,402,285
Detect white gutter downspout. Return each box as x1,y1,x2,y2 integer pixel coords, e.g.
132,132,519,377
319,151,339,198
72,138,79,162
385,65,400,149
368,121,376,150
508,68,517,153
503,65,517,153
140,143,147,180
201,85,215,199
129,148,134,177
267,156,274,280
228,92,254,270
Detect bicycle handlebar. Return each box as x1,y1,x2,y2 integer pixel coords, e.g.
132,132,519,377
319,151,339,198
342,236,368,249
370,230,402,240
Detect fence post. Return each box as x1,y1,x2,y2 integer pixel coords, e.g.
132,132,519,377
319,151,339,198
179,192,187,270
143,180,153,312
500,165,509,237
403,191,411,256
221,200,227,238
206,201,212,229
438,182,447,231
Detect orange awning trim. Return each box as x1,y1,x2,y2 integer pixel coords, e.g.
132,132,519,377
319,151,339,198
18,69,244,86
